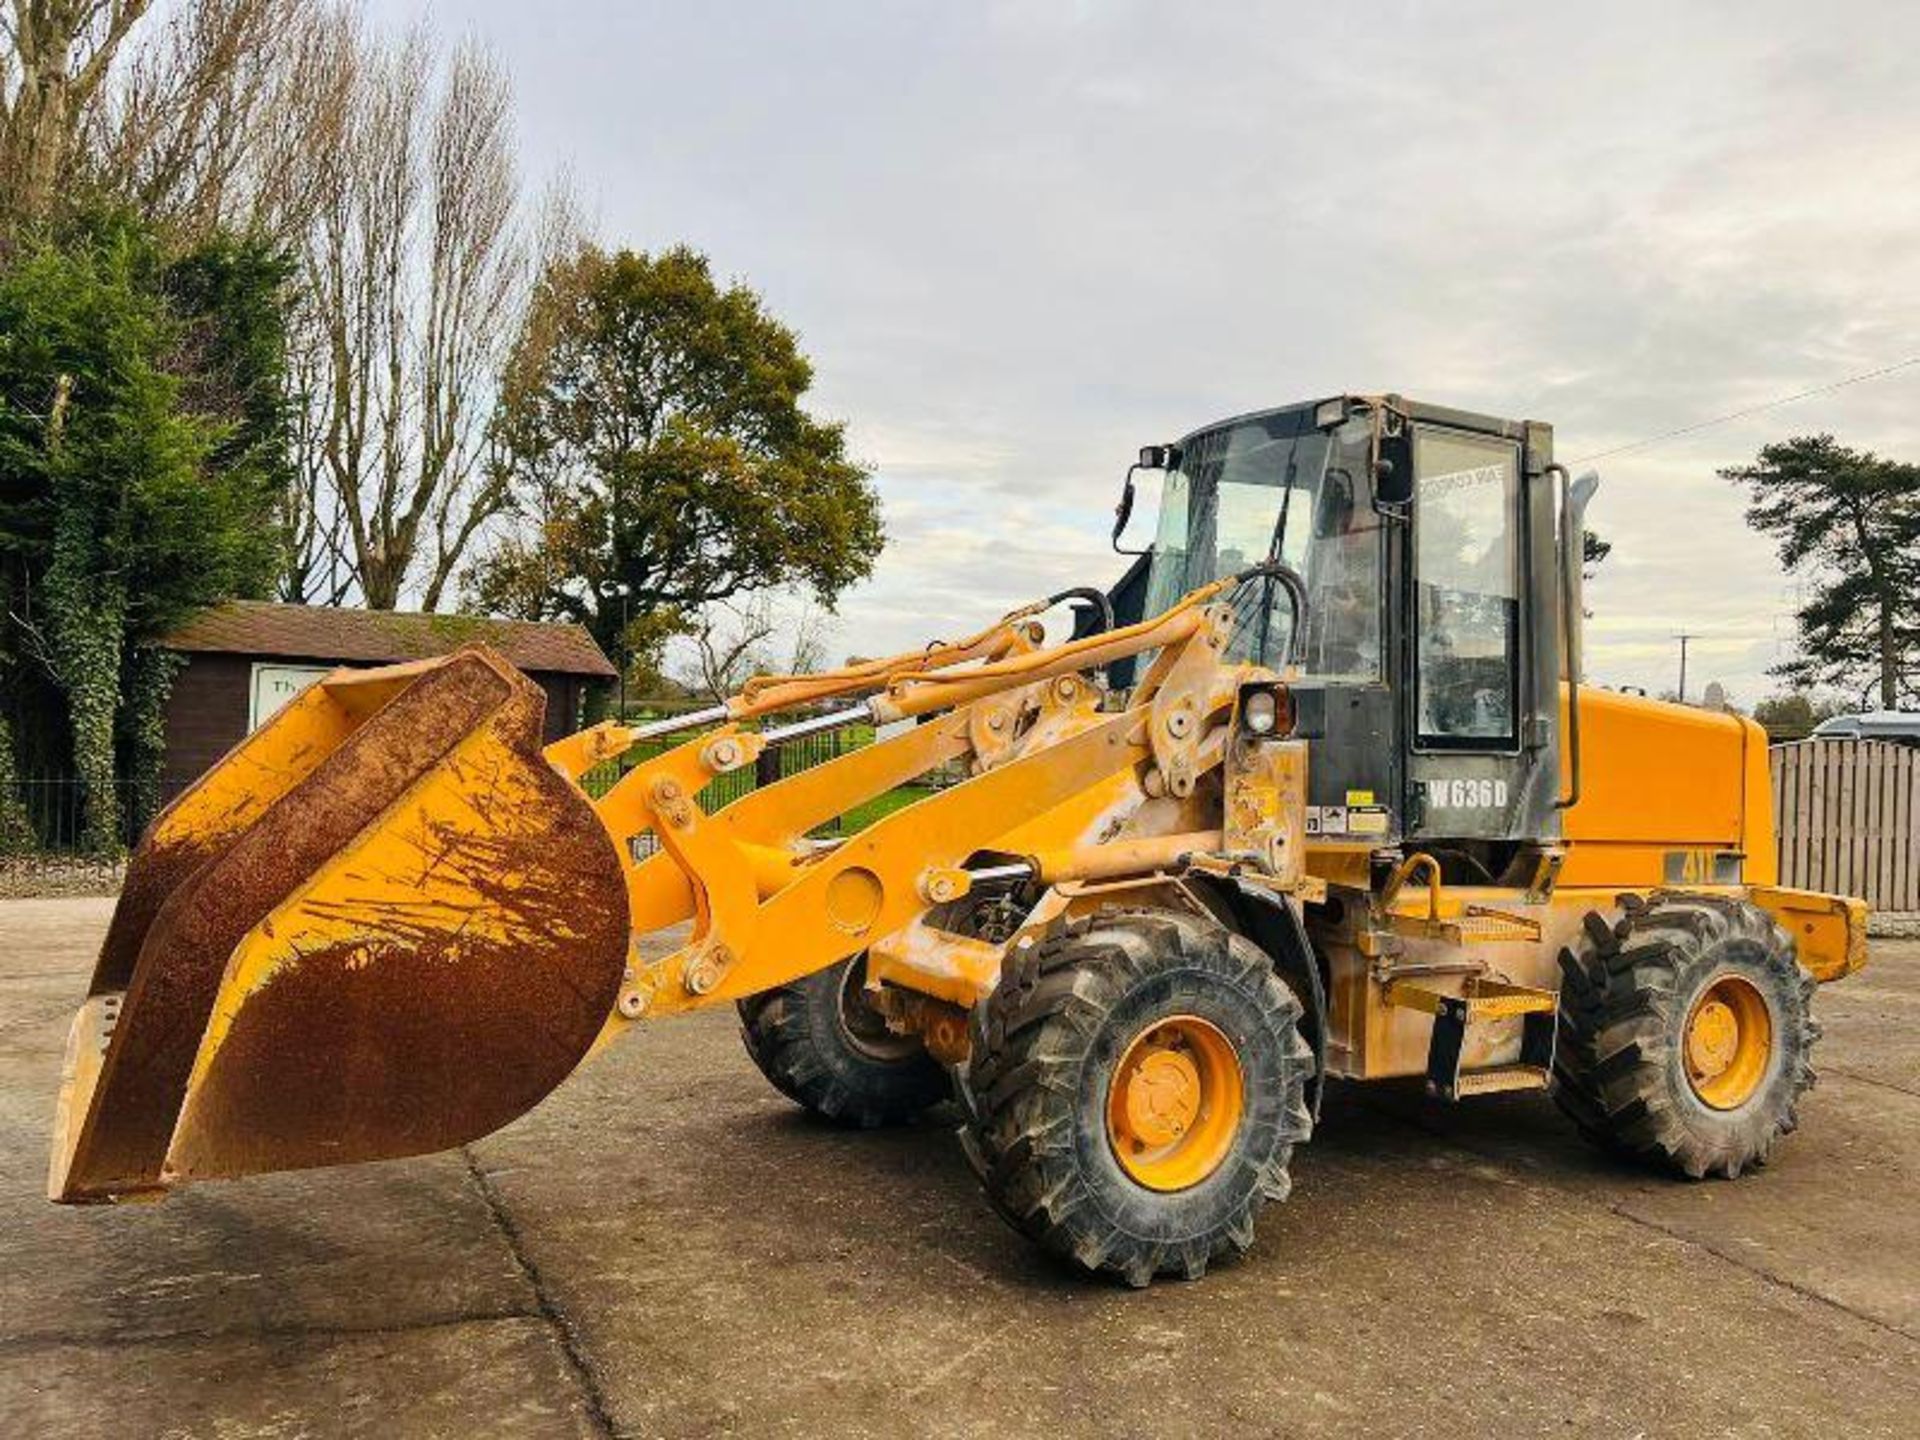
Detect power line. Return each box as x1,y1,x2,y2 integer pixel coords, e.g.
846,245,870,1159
1570,353,1920,465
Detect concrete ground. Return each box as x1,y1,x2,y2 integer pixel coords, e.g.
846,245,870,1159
2,898,1916,1439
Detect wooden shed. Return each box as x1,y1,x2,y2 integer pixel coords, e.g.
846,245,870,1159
158,602,616,792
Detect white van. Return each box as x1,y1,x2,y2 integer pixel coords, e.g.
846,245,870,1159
1812,710,1920,744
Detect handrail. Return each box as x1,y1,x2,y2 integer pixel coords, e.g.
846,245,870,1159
1379,852,1445,920
1550,463,1581,811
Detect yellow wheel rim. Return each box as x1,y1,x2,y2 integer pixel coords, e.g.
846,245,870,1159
1683,974,1773,1110
1105,1015,1245,1191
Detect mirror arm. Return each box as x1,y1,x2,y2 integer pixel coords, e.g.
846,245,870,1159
1362,401,1414,518
1111,464,1148,555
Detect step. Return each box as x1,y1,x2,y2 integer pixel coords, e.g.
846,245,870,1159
1384,978,1558,1102
1451,1063,1552,1098
1448,906,1543,944
1383,977,1557,1019
1383,904,1541,946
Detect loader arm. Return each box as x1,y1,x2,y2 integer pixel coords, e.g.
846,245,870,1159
541,596,1049,780
50,573,1264,1204
49,593,1052,1203
600,582,1244,1019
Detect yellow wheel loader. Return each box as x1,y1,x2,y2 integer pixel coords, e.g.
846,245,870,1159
48,393,1868,1287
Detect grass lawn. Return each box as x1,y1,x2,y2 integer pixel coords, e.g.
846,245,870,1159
834,784,932,834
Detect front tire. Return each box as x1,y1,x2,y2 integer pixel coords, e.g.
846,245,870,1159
1554,892,1818,1178
738,955,950,1127
960,909,1314,1287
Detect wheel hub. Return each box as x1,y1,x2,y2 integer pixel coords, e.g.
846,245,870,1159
835,957,920,1062
1686,1000,1739,1078
1105,1015,1245,1192
1123,1048,1202,1146
1683,974,1773,1110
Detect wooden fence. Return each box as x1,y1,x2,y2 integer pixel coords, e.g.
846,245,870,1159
1770,739,1919,912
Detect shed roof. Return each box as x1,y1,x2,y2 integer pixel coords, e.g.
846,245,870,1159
163,601,617,678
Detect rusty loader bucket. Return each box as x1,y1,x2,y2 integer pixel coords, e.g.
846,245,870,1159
49,648,631,1203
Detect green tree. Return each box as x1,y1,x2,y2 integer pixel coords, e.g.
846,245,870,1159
1722,435,1920,710
0,211,285,849
1581,528,1610,577
1751,691,1848,742
468,244,883,681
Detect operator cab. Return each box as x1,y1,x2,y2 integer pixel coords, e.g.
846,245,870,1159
1113,394,1588,883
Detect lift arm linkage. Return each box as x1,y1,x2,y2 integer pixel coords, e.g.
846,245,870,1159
583,583,1256,1028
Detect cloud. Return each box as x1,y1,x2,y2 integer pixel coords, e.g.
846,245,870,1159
375,0,1920,704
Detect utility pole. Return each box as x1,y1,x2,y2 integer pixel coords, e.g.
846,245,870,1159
1674,632,1697,704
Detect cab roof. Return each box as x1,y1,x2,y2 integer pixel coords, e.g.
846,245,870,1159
1175,394,1541,450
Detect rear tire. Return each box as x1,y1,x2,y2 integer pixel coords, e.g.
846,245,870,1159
738,955,950,1128
959,909,1313,1287
1554,892,1818,1179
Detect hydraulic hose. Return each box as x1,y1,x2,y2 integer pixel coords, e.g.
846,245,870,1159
1230,559,1311,667
1046,585,1116,637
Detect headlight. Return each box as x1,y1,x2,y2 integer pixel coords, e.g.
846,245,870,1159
1242,689,1279,735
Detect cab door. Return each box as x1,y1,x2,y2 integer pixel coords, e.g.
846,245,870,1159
1403,426,1540,841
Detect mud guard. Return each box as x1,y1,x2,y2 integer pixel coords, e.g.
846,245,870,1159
1198,875,1330,1120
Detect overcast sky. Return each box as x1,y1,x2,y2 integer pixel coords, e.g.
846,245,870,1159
373,1,1920,705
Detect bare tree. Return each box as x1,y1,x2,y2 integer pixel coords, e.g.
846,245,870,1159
680,593,834,703
298,21,527,610
3,0,326,237
281,301,354,603
84,0,340,244
780,600,833,678
685,601,777,704
1,1,153,222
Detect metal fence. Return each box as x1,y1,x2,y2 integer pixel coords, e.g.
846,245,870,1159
8,776,189,854
577,712,867,831
1771,739,1920,913
0,777,176,895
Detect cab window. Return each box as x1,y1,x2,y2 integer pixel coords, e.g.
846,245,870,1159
1413,430,1520,748
1140,414,1382,680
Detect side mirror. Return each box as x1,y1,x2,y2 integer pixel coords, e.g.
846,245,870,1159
1114,444,1178,555
1111,468,1140,553
1373,455,1413,509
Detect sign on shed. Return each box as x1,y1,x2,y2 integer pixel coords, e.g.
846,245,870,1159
249,663,334,731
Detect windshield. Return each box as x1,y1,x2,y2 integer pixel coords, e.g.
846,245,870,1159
1143,413,1382,679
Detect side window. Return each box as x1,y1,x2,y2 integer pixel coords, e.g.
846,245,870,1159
1218,477,1310,666
1414,430,1520,748
1296,457,1382,680
1141,468,1192,620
